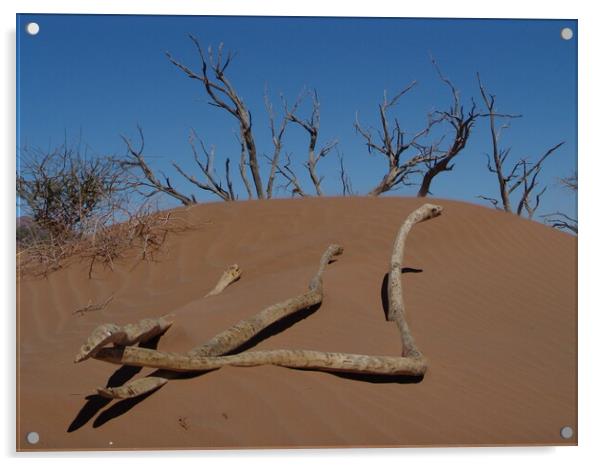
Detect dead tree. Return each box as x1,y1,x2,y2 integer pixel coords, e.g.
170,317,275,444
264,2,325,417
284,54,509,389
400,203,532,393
173,129,236,202
166,36,264,199
123,127,237,204
264,89,294,199
121,127,195,206
272,153,309,198
285,89,338,196
542,172,578,233
477,74,564,217
416,58,479,197
515,160,547,219
355,82,434,196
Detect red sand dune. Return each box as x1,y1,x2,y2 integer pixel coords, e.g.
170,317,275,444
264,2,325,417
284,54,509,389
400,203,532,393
16,197,577,450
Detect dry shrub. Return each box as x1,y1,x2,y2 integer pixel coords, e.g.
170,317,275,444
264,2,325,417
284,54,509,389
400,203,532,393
17,142,200,278
17,204,196,279
17,145,127,239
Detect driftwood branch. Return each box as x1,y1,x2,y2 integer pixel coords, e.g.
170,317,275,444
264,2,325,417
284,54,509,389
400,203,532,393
387,205,442,323
204,264,242,297
188,243,343,357
82,244,343,398
96,346,427,376
93,205,441,376
97,376,170,400
387,204,443,357
79,204,442,394
74,315,174,363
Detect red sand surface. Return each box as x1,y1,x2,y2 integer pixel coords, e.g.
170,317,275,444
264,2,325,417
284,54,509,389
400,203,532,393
17,197,577,450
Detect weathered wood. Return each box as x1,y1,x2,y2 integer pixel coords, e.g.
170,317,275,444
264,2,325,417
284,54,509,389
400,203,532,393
80,204,441,390
190,244,342,357
87,244,342,398
74,315,173,363
387,204,443,323
96,376,169,399
388,204,442,357
95,346,427,376
204,264,241,297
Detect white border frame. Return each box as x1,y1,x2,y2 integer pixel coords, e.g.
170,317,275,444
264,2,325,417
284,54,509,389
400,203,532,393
4,1,600,464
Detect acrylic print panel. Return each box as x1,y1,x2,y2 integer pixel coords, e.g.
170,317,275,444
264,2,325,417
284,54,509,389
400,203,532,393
16,14,577,450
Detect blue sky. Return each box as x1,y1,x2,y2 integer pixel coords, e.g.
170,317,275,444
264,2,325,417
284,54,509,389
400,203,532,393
16,14,577,219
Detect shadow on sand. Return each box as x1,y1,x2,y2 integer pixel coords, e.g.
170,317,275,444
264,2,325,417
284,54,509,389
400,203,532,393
380,268,422,321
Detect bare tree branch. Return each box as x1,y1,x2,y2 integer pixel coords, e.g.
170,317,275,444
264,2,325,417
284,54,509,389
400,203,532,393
477,195,502,210
270,152,308,198
236,131,253,200
477,73,561,218
265,89,292,199
507,142,565,195
355,81,436,196
336,149,354,196
541,171,577,233
417,57,480,197
171,130,235,202
516,160,547,219
120,126,195,206
541,212,578,234
286,89,338,196
477,73,520,212
559,172,577,192
225,158,236,200
166,36,264,198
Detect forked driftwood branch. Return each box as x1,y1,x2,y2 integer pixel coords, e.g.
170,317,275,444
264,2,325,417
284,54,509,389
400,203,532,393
188,243,343,357
79,244,342,398
92,205,440,376
76,204,441,399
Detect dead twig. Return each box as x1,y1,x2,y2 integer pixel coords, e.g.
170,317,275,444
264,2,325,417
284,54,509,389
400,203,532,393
73,294,114,316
